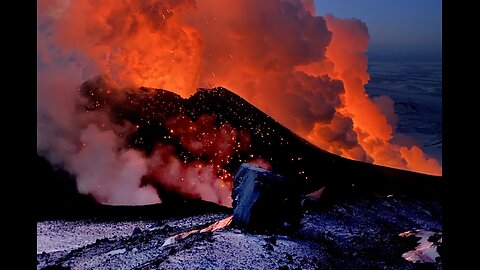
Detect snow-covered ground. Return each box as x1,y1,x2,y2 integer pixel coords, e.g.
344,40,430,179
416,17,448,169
366,61,442,164
36,197,442,269
37,220,158,254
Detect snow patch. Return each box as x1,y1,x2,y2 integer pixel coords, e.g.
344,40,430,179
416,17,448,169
399,229,441,263
106,248,126,256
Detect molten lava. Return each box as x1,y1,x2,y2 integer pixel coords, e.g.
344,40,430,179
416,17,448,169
37,0,441,206
162,216,233,246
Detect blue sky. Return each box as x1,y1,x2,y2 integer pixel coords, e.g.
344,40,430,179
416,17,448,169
315,0,442,61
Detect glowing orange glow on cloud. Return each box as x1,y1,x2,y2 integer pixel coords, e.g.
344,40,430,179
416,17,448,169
320,15,441,175
39,0,203,97
38,0,441,176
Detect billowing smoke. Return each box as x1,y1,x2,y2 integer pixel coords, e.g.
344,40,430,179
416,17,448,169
37,0,441,205
318,15,440,175
37,65,161,205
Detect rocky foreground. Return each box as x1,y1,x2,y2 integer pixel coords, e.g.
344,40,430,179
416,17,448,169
37,196,441,270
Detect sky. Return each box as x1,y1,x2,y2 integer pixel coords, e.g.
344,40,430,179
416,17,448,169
315,0,442,62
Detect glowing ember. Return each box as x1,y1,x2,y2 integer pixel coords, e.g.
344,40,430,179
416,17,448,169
38,0,440,176
37,0,441,207
146,114,269,207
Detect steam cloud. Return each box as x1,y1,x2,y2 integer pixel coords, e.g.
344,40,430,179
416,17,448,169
37,0,441,206
37,63,160,205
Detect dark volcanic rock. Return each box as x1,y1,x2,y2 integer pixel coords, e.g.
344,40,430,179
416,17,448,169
78,78,442,201
37,196,442,270
232,163,302,233
37,78,443,217
132,227,142,236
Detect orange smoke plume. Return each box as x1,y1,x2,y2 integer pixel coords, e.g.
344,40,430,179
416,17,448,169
38,0,441,176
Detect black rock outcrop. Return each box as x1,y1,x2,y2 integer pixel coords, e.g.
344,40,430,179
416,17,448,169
232,163,302,233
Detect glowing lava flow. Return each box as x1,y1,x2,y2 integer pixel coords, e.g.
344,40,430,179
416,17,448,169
162,216,233,246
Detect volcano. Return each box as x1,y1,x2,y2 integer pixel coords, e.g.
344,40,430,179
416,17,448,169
36,77,443,269
36,0,443,268
84,77,442,195
37,76,442,218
